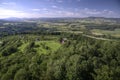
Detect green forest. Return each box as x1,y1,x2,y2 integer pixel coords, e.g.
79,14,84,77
0,34,120,80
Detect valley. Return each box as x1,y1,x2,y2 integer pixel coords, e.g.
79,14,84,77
0,17,120,80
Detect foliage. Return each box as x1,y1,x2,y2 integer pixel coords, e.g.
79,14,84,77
0,34,120,80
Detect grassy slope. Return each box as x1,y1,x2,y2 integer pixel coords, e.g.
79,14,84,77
91,29,120,38
34,41,61,54
0,35,61,55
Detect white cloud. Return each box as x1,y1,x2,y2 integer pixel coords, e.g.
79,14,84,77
32,9,40,11
42,8,48,11
52,5,58,8
32,8,48,12
46,0,63,3
72,8,119,18
0,2,18,10
0,8,51,18
0,8,29,18
0,7,119,18
2,2,16,5
57,0,63,3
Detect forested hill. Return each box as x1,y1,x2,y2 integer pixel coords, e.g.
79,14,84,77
0,34,120,80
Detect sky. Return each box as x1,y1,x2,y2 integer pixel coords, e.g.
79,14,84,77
0,0,120,18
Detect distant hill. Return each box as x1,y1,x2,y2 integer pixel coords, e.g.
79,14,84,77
1,17,120,22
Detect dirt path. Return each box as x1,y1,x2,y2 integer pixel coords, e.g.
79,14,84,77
82,34,114,41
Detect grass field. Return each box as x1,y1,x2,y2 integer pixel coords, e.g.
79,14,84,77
18,40,61,55
91,29,120,38
35,41,61,54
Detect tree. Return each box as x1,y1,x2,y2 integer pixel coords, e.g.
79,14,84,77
14,69,30,80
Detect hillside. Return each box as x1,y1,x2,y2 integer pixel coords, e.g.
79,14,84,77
0,34,120,80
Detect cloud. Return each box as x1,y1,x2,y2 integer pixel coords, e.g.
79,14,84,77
57,0,63,3
80,8,119,18
0,7,119,18
49,8,120,18
46,0,63,3
42,8,48,11
52,5,58,8
0,8,51,18
2,2,16,5
0,2,18,10
83,8,101,14
32,9,40,11
0,8,29,18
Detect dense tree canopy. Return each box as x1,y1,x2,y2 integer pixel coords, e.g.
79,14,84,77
0,34,120,80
